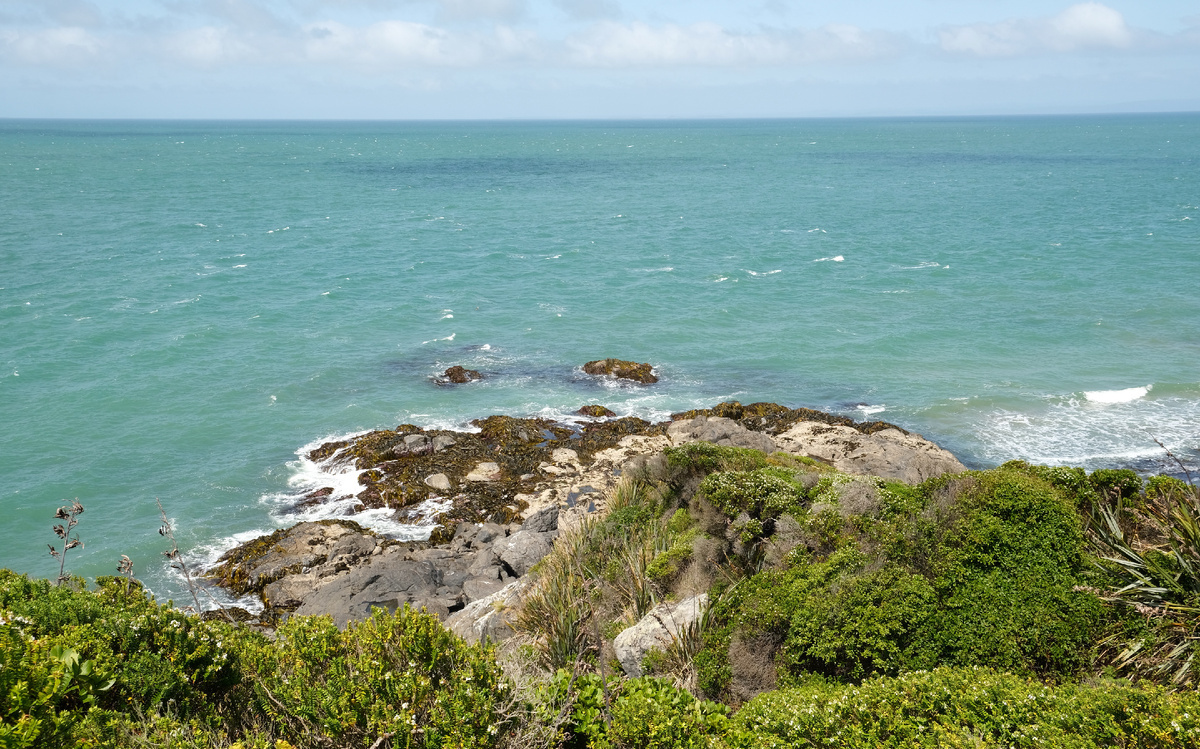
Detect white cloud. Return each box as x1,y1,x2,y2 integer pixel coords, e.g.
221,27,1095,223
939,2,1132,57
302,18,534,66
166,24,258,65
565,21,898,67
0,25,106,64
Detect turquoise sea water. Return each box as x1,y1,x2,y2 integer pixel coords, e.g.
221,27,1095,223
2,116,1198,602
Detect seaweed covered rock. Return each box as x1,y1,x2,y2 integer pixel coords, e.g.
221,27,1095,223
671,401,907,437
437,365,482,384
577,404,617,418
583,358,658,384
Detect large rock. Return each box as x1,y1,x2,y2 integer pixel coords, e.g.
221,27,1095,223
445,580,529,644
288,557,453,626
774,421,966,484
667,415,777,453
582,359,658,384
521,504,559,534
613,594,708,677
439,366,482,384
424,473,452,491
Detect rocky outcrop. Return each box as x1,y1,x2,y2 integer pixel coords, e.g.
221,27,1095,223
774,421,966,484
438,366,482,384
211,505,564,628
613,595,708,677
582,359,658,384
577,405,617,418
667,415,777,453
207,399,967,631
207,520,381,595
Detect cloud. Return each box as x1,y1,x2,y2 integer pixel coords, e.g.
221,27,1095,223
0,25,106,64
302,18,534,66
565,21,899,67
939,2,1132,57
166,24,260,65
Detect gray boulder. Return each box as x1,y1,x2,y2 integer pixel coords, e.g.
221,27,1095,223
668,415,776,453
445,580,529,645
521,504,559,533
774,422,965,484
613,594,708,677
289,557,452,627
496,530,555,577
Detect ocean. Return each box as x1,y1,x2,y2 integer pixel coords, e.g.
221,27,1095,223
2,115,1198,603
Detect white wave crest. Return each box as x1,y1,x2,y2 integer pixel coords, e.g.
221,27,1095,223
1085,385,1151,404
814,256,844,263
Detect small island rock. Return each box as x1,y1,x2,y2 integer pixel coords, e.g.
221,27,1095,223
582,359,658,384
577,404,617,418
439,366,482,384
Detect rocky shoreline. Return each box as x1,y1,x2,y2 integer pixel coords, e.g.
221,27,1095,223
206,400,966,638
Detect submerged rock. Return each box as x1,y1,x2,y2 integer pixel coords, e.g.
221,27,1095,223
582,358,658,384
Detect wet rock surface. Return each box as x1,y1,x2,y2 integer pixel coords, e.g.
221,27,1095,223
582,358,658,384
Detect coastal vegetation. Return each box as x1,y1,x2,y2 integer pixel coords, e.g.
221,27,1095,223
5,421,1200,747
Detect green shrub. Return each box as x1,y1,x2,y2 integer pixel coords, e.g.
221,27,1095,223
603,677,728,749
779,563,936,681
1000,461,1095,507
0,624,78,749
1089,469,1143,501
0,572,243,716
1146,475,1193,502
698,470,807,520
664,444,768,475
244,606,507,748
722,666,1200,749
916,468,1105,678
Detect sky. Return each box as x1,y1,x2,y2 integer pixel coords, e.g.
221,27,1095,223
1,1,1198,118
